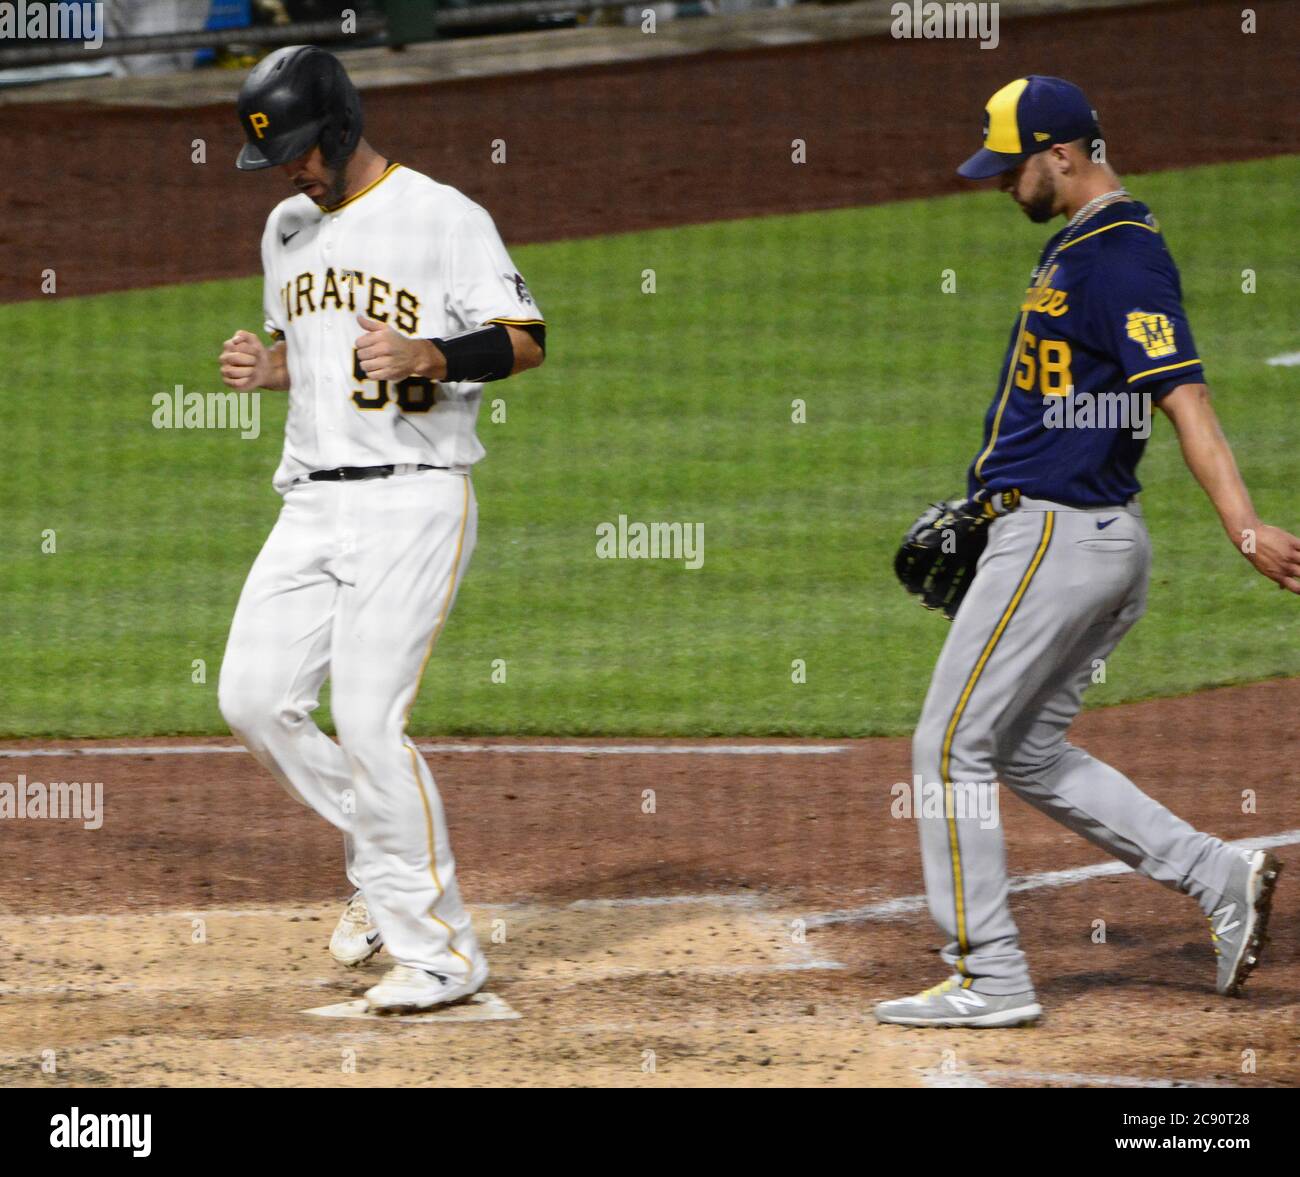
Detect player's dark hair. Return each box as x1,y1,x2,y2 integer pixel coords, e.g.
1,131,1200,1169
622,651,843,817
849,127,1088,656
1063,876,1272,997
1069,125,1105,165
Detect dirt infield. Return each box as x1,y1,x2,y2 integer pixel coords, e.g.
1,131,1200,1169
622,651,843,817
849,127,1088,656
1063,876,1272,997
1,0,1297,303
2,679,1296,1087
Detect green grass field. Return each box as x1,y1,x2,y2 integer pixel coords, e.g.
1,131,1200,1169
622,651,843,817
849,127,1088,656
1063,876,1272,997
2,155,1296,738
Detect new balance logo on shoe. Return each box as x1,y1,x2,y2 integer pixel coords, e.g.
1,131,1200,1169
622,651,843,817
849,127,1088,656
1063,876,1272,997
1211,901,1241,937
944,989,988,1013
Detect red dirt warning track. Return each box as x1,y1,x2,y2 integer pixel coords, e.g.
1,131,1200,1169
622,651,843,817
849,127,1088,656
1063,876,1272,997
0,0,1296,302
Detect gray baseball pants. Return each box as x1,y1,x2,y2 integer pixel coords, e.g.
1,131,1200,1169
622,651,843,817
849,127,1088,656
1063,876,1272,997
912,496,1242,994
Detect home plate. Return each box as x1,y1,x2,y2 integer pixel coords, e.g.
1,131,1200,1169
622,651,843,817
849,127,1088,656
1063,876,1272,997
303,992,520,1023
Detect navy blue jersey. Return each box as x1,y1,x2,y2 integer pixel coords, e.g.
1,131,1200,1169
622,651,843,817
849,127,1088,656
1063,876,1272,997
967,200,1203,506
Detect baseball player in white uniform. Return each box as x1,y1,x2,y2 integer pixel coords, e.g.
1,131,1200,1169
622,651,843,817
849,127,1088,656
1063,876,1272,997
217,46,545,1012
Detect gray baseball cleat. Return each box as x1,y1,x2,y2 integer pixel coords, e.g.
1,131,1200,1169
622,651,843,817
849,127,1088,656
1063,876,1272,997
1210,850,1282,996
330,889,384,968
874,976,1041,1027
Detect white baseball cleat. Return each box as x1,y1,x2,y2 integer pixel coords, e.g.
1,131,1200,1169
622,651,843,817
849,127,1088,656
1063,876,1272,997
364,961,490,1014
329,890,384,968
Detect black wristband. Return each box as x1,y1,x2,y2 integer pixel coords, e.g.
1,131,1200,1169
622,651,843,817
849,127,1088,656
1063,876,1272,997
430,323,514,383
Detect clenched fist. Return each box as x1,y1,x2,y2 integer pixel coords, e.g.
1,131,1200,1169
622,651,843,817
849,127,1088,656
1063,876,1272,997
355,312,444,382
220,329,274,391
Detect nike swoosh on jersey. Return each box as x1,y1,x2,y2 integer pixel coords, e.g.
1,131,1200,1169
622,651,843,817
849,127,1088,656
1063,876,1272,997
281,230,300,245
1096,517,1119,530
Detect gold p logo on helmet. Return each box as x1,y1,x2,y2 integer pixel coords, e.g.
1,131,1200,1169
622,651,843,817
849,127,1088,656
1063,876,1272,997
249,112,269,140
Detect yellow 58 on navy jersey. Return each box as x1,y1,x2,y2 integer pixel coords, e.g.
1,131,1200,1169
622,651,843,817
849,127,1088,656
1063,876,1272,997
969,199,1203,507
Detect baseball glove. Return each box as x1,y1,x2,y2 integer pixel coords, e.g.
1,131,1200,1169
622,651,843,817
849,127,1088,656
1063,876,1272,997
893,497,994,620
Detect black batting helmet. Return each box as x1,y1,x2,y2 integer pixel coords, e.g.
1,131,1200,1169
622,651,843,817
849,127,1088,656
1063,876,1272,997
235,45,363,171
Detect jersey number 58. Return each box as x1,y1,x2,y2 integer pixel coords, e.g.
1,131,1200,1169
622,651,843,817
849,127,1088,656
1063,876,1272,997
351,349,437,412
1013,331,1072,397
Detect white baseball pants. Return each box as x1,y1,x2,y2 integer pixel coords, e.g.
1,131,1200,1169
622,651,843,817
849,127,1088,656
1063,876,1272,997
219,468,484,980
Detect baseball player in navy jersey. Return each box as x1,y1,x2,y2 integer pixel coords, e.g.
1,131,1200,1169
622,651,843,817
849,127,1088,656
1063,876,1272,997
877,77,1295,1027
217,46,545,1013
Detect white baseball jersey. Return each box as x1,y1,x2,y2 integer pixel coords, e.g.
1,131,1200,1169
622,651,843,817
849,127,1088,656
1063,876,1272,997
259,163,543,491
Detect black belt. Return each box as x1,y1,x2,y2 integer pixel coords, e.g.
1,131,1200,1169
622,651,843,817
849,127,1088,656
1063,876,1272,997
306,464,444,482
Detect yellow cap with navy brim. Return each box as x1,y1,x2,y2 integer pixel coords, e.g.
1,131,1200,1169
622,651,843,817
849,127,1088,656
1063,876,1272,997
958,75,1100,179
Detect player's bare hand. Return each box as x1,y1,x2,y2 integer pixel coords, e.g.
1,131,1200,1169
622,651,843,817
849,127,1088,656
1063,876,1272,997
1241,524,1300,594
355,312,439,382
220,329,270,390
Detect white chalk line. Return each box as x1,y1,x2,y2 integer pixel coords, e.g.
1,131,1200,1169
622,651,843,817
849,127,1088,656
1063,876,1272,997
303,993,522,1024
978,1068,1237,1089
565,893,764,911
917,1067,1235,1090
805,830,1300,928
544,959,845,986
0,741,847,760
1265,351,1300,367
919,1066,991,1089
559,1012,860,1036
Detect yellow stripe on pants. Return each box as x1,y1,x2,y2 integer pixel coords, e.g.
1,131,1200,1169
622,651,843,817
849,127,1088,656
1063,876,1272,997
939,512,1055,970
404,475,472,965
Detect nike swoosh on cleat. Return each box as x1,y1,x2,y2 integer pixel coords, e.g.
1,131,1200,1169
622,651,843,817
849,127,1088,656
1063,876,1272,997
365,932,380,945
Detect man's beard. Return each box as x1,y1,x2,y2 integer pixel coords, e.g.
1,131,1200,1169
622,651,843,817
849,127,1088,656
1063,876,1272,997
321,159,350,209
296,158,351,208
1020,174,1057,223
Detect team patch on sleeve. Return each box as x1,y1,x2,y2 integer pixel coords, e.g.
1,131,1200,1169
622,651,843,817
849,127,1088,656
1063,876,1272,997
506,271,534,306
1124,310,1177,359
